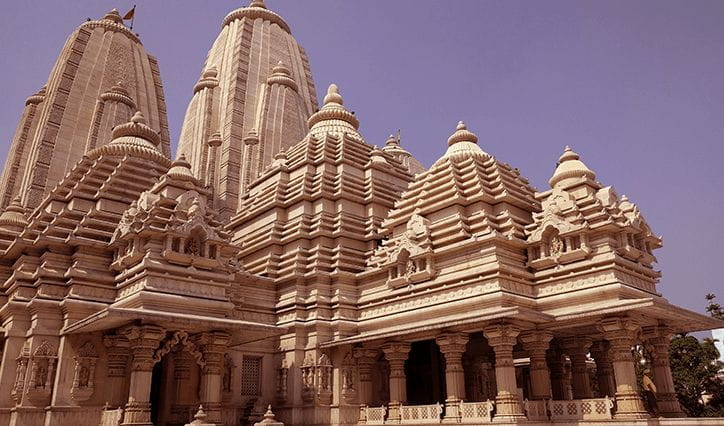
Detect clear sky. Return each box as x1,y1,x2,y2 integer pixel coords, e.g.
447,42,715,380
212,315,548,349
1,1,722,318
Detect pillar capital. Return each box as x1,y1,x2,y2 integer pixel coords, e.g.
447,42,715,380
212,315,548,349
121,324,165,372
597,317,640,346
519,330,553,352
352,347,378,365
435,333,469,354
483,323,520,348
381,341,411,362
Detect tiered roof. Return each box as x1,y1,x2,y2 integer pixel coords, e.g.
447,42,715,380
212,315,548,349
230,84,413,278
373,121,539,258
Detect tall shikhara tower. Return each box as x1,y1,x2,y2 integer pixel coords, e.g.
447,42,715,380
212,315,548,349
178,0,318,217
0,9,170,210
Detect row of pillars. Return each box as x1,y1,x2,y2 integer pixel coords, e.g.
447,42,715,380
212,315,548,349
110,325,230,426
354,318,683,422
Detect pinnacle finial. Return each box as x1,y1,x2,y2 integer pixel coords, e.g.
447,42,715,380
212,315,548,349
549,145,596,187
323,84,343,105
249,0,266,8
447,120,478,146
386,134,398,146
103,8,123,24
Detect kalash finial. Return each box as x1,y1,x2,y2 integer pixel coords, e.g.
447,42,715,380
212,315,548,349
323,84,344,106
103,8,123,24
446,121,479,146
249,0,267,9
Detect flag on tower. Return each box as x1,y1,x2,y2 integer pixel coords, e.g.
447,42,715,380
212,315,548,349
122,6,135,21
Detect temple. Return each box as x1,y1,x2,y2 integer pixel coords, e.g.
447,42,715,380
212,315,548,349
0,2,721,426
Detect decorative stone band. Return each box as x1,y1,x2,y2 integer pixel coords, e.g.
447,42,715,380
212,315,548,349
222,6,291,34
86,142,171,168
307,105,360,130
100,85,136,109
80,19,141,44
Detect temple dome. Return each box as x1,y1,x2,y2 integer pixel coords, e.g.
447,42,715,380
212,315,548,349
381,134,426,175
166,154,199,184
433,121,488,166
87,112,169,166
0,197,28,231
548,146,596,188
307,84,361,140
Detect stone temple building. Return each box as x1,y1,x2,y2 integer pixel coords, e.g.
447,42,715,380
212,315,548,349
0,2,721,426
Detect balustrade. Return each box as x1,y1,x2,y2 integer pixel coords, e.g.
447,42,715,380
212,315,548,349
459,400,495,423
548,397,614,421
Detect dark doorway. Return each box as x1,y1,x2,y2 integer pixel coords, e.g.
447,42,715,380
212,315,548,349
406,340,446,404
150,360,163,424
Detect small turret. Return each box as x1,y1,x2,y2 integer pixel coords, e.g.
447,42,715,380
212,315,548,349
307,84,361,139
548,146,596,188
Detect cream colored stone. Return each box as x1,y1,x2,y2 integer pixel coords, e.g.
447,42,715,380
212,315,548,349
0,1,722,426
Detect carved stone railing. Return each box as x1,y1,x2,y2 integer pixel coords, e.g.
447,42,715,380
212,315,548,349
459,400,495,423
548,397,614,421
359,405,387,425
523,399,548,421
400,403,442,424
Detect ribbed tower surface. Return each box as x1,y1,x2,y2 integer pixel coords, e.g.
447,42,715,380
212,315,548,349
177,0,318,218
0,9,171,210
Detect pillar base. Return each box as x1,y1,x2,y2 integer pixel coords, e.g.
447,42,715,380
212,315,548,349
442,398,461,423
613,392,649,419
386,401,402,424
121,401,153,426
657,393,686,418
493,392,526,421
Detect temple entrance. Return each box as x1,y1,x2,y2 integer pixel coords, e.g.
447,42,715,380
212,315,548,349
406,340,446,404
150,358,164,424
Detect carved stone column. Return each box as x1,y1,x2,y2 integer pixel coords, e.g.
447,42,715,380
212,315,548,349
590,341,616,398
171,349,194,422
121,324,165,426
353,347,378,406
195,331,230,425
643,325,685,417
435,333,469,422
560,336,593,399
381,342,410,423
483,324,525,420
598,317,648,419
103,334,131,408
520,331,553,400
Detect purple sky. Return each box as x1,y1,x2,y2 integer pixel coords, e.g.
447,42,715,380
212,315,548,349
1,1,723,319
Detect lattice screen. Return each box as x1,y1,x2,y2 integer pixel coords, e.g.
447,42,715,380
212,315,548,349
240,356,262,395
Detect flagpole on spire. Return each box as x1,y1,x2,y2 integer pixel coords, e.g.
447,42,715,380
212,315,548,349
123,5,136,30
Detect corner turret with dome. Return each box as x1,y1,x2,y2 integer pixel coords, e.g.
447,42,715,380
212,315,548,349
0,3,720,426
